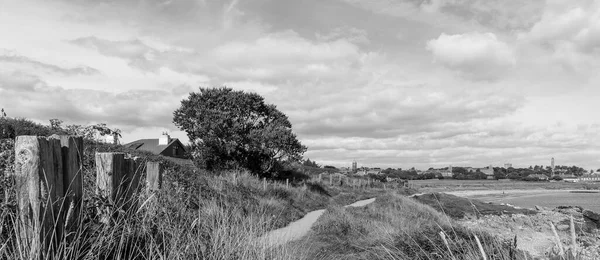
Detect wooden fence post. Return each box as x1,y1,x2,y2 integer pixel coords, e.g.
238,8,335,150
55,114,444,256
123,158,141,212
286,179,289,189
329,174,333,186
14,136,64,256
319,173,322,183
146,162,162,191
55,136,83,239
95,153,143,223
263,177,267,191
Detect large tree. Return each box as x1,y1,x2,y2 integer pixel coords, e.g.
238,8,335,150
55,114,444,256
173,87,306,176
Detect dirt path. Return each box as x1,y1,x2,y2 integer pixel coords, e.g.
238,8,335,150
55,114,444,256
260,198,376,247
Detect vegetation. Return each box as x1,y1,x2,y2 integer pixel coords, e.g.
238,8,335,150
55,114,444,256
495,165,588,180
380,168,437,180
173,87,306,177
0,117,390,259
292,193,530,259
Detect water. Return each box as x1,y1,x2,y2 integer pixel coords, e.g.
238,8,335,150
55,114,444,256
497,192,600,212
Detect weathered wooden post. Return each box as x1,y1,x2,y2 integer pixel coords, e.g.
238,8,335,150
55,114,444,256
263,177,267,191
146,162,162,191
384,183,386,190
54,136,83,239
14,136,63,256
286,179,289,189
96,153,127,223
123,158,141,212
319,173,322,183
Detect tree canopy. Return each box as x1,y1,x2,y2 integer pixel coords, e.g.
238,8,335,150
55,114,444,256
173,87,306,176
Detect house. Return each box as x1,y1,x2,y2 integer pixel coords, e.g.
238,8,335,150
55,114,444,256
465,165,494,176
125,133,187,158
562,175,579,183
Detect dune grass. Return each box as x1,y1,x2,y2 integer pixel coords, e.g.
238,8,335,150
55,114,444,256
291,193,531,260
0,138,394,260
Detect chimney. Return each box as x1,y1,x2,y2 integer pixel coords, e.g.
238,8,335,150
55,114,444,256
159,132,171,145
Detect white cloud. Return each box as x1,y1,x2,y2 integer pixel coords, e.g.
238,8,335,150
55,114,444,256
525,1,600,53
426,32,516,80
3,0,600,170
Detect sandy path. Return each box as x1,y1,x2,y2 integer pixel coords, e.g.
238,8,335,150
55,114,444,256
260,198,376,247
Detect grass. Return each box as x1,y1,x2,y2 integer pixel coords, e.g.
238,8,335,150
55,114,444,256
291,193,531,260
0,139,398,259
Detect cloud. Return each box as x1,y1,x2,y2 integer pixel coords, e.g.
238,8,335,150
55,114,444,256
316,27,370,45
525,1,600,54
0,71,191,131
69,37,162,71
0,49,100,76
69,31,366,84
291,89,524,138
426,32,516,80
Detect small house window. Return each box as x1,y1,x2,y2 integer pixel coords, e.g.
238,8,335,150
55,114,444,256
173,145,179,155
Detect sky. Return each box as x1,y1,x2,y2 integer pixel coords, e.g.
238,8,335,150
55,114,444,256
1,0,600,170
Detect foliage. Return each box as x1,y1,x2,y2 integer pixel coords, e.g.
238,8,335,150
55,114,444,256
303,193,531,260
302,158,320,168
0,134,395,259
379,168,437,180
0,117,121,143
173,87,306,176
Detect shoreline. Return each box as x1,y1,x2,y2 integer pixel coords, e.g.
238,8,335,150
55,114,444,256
421,189,600,258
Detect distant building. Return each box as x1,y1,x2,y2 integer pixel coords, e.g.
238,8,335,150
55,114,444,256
422,166,452,178
366,167,381,175
527,174,549,181
351,161,357,173
125,133,187,158
504,163,512,168
563,175,579,182
464,165,494,176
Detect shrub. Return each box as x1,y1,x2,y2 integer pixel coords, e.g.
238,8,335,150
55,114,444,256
173,87,306,176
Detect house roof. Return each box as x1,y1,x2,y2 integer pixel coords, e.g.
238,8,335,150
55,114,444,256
124,138,185,155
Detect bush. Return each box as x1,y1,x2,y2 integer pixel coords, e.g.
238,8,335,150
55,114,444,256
173,87,306,176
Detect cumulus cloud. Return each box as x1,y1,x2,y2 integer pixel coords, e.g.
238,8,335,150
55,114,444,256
4,0,600,170
525,1,600,53
426,32,516,80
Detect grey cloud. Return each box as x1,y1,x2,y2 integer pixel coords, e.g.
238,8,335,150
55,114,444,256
289,90,524,138
0,51,100,76
0,72,185,131
69,37,161,71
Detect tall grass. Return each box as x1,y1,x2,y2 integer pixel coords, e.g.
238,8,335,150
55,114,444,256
0,152,392,260
298,193,531,260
